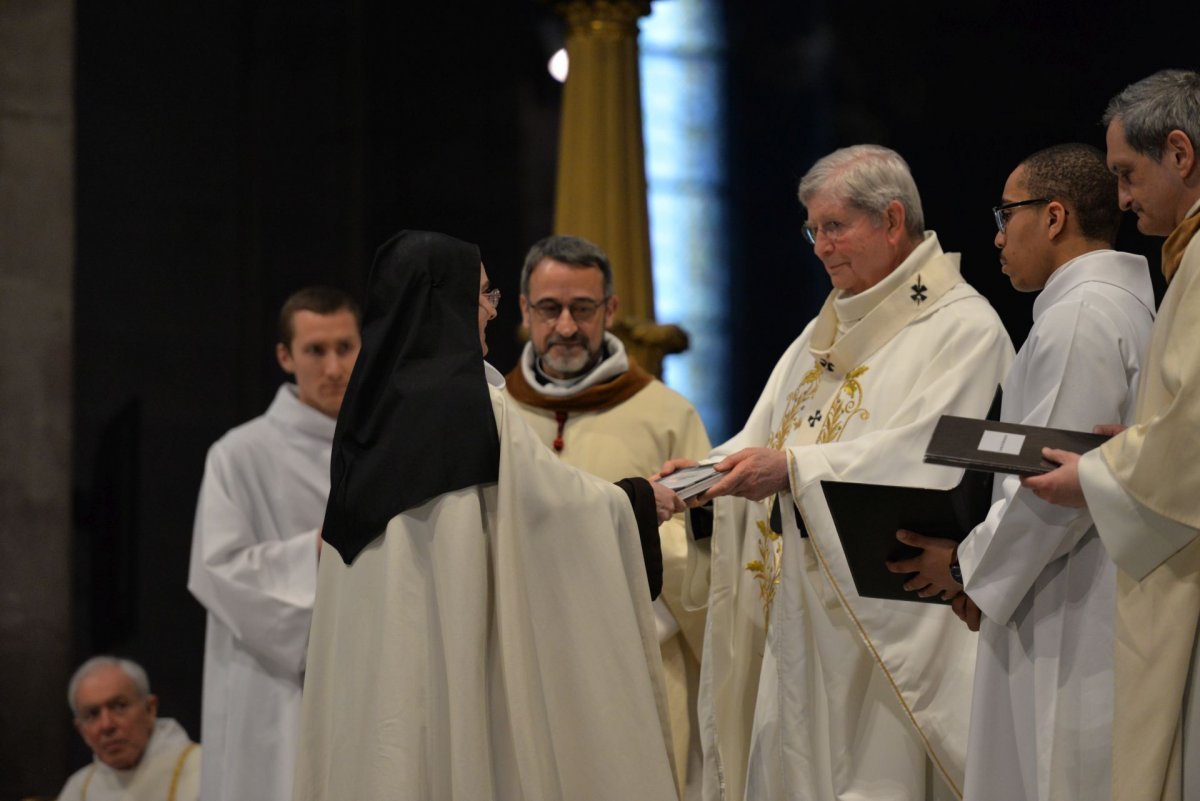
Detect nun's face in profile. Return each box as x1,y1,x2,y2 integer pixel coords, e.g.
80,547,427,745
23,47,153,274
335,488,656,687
478,264,498,356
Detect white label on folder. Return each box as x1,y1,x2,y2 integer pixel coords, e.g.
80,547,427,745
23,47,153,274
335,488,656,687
978,430,1025,455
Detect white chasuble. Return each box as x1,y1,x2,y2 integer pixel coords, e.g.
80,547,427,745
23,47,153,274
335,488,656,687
955,250,1154,801
294,377,678,801
693,233,1013,801
187,383,330,801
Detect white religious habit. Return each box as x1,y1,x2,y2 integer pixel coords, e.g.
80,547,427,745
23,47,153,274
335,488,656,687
954,250,1154,801
187,383,331,801
1076,199,1200,801
294,363,679,801
688,232,1013,801
57,718,200,801
505,331,712,794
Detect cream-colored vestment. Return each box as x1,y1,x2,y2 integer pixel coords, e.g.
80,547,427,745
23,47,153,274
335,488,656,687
294,367,678,801
1078,199,1200,801
690,234,1014,801
57,719,200,801
506,334,711,796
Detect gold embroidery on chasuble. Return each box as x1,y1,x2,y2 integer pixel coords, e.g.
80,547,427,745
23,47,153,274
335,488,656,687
745,519,782,632
745,362,872,631
818,365,871,443
766,360,824,452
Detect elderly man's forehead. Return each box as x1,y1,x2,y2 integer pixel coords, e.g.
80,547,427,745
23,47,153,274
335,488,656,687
804,189,860,218
76,664,139,701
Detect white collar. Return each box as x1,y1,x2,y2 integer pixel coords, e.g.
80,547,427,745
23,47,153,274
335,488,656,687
268,383,338,440
517,332,631,398
1033,249,1154,323
832,231,942,331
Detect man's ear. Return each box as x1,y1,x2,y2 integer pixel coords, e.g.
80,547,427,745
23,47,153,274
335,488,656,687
276,342,295,376
1166,129,1197,180
884,200,908,245
519,295,532,331
1046,201,1069,240
145,694,159,719
604,294,619,329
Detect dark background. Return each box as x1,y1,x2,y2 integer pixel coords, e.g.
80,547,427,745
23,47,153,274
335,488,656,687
42,0,1193,791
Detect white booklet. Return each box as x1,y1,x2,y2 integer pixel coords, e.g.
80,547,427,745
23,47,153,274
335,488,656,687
656,461,724,500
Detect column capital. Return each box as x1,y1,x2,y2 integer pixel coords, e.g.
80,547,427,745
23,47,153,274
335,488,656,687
552,0,652,37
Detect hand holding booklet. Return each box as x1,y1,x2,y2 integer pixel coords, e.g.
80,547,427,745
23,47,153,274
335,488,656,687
924,415,1110,476
656,461,724,500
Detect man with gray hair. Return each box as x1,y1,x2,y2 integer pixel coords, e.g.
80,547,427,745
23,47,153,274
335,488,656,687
503,234,711,793
660,144,1013,800
1025,68,1200,801
58,656,200,801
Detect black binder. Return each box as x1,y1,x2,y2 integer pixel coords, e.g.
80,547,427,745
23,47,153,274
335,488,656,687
924,415,1109,476
820,469,993,604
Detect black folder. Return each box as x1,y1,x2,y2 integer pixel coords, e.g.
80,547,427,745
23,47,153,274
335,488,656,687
820,469,993,604
924,415,1109,476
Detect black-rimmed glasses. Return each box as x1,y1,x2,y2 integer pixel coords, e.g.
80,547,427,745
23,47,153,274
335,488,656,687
992,198,1051,233
528,298,609,323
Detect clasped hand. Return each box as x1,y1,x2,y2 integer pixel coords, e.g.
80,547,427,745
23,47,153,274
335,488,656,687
885,530,961,601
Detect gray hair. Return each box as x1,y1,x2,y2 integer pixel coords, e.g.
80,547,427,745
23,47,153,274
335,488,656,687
68,656,151,715
1103,69,1200,160
519,235,615,297
797,144,925,239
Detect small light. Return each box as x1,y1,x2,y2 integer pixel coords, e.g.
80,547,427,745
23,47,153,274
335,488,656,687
548,48,569,83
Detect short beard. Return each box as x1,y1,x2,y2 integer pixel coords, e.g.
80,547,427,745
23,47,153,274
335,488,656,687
538,336,602,379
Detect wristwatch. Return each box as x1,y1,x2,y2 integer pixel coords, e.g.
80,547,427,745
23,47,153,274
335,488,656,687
949,548,963,585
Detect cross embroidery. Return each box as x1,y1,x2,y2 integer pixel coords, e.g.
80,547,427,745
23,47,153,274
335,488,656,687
910,275,928,305
818,358,835,372
808,410,822,427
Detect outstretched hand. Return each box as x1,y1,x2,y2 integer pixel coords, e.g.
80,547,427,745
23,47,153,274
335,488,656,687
651,480,686,524
695,448,789,505
886,529,961,600
652,458,699,481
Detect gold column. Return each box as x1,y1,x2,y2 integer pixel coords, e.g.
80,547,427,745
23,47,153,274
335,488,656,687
554,0,654,321
553,0,689,376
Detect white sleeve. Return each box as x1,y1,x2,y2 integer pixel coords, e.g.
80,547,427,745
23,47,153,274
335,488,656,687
187,446,318,676
959,295,1131,623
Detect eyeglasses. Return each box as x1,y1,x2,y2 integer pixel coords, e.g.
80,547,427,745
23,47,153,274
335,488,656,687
802,219,854,246
528,298,609,323
992,198,1051,233
480,288,501,308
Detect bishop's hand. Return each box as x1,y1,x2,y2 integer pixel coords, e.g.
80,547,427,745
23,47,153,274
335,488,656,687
698,447,788,504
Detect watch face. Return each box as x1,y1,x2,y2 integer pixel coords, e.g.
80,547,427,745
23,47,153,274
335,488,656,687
949,562,963,585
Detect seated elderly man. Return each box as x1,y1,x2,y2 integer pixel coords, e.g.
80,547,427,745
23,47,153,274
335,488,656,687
57,656,200,801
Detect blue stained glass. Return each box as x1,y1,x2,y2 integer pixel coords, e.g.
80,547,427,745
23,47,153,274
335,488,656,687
640,0,731,441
